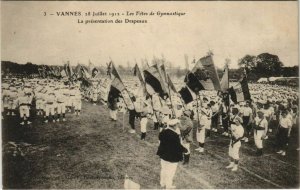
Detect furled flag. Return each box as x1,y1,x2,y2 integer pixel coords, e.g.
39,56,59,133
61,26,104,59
64,62,72,79
220,63,229,92
160,64,168,82
81,65,91,79
192,54,221,91
60,67,67,78
133,64,145,85
143,64,168,98
74,63,82,79
133,63,149,97
107,61,121,80
228,69,251,103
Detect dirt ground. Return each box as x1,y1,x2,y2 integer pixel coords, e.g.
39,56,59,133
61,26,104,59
2,101,299,189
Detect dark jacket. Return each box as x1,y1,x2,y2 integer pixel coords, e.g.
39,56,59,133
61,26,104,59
157,128,187,162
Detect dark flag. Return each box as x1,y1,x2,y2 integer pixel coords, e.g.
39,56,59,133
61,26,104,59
143,64,168,98
179,86,196,104
184,71,205,93
107,61,134,110
108,61,121,80
133,64,145,84
81,65,91,79
107,62,111,77
192,54,221,91
229,72,251,103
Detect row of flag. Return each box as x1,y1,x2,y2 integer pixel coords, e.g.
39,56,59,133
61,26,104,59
107,53,251,112
37,61,101,85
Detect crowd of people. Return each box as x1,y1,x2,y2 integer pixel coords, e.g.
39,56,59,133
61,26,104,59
2,76,299,189
2,78,82,125
107,81,299,188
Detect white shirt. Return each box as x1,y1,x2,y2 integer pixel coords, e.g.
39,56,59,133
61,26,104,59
254,117,268,129
279,117,292,128
231,124,244,139
242,107,252,117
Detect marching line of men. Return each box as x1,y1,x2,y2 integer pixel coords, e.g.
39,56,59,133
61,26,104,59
2,79,83,125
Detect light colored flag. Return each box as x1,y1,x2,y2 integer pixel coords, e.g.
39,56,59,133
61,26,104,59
220,64,229,91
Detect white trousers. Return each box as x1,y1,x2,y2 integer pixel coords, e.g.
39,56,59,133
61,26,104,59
19,105,30,118
160,159,178,188
182,142,190,154
8,100,17,109
140,117,148,133
45,104,56,116
57,103,66,114
254,130,264,148
36,100,43,110
229,140,241,160
196,128,206,143
74,100,82,110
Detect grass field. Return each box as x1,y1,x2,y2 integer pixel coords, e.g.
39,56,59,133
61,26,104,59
2,101,299,189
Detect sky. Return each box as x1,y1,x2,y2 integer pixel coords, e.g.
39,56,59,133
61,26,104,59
1,1,298,69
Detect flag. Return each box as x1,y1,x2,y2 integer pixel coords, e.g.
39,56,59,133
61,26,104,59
107,62,134,110
184,71,205,93
108,77,134,110
60,69,67,78
143,64,168,98
64,62,72,78
220,64,229,91
107,62,112,77
191,55,221,91
228,76,251,103
179,85,196,104
74,64,82,79
108,61,122,80
88,60,99,78
160,64,168,82
133,64,144,84
81,65,91,79
133,64,148,98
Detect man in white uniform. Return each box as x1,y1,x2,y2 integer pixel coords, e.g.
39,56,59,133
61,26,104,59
253,110,268,156
17,91,33,125
195,98,212,153
226,116,244,171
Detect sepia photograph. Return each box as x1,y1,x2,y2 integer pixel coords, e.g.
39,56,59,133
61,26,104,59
1,1,299,189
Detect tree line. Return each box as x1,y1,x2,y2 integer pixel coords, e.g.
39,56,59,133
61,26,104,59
1,52,298,81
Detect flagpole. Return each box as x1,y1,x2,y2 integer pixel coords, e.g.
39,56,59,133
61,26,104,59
227,63,231,136
196,91,201,129
167,80,176,118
